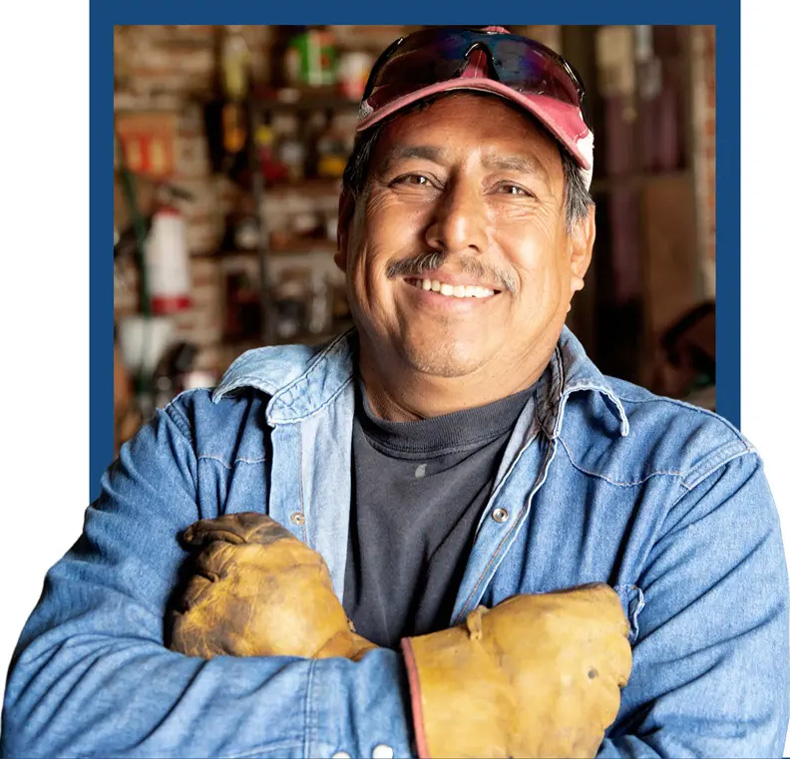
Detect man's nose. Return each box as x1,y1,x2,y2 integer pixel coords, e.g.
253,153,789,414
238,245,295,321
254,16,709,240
425,179,489,254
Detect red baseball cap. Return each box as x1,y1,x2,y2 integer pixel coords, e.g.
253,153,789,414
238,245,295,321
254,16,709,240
356,26,594,189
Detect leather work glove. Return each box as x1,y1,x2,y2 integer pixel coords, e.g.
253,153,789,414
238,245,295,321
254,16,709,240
170,513,630,757
169,511,376,661
400,583,632,759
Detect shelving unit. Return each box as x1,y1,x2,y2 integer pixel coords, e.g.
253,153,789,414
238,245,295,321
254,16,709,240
215,84,360,352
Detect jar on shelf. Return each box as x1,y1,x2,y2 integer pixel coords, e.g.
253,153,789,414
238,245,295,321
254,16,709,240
337,51,374,99
316,124,352,179
278,136,306,182
284,27,338,88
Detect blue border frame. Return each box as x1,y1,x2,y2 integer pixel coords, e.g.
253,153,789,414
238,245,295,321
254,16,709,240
93,1,738,500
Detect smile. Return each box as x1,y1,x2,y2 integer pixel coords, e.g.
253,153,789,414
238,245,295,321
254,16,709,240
404,277,498,299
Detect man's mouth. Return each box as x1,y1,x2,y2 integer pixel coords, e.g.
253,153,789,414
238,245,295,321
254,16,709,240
404,277,499,300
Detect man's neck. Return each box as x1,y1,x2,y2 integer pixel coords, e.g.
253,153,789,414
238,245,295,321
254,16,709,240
358,347,552,422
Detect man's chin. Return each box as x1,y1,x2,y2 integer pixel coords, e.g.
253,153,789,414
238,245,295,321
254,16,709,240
400,342,488,379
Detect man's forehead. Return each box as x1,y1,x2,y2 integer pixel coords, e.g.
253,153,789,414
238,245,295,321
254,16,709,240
371,95,562,180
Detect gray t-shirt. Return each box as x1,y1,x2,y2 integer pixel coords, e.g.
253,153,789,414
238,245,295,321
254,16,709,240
342,380,534,648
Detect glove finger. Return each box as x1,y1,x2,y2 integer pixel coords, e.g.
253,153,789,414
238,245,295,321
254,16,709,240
177,543,237,611
589,632,633,690
182,512,291,548
571,584,632,638
609,632,634,686
174,574,214,613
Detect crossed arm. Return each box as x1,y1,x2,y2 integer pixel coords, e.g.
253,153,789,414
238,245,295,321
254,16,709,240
2,400,788,758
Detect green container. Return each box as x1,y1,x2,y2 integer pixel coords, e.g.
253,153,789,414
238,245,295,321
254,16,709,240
285,29,338,87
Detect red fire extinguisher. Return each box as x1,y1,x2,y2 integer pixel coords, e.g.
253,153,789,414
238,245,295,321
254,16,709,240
145,203,192,315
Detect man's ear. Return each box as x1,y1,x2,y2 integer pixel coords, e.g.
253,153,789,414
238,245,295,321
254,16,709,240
334,190,355,272
569,206,596,298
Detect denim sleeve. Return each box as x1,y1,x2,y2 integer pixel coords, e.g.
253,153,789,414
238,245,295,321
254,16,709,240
0,400,415,759
598,452,790,758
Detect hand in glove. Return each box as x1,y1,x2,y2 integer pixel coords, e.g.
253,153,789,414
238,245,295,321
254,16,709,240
401,583,632,758
168,511,376,661
170,513,631,757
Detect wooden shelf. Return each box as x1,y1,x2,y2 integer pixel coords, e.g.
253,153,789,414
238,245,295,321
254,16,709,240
222,328,351,350
265,177,343,197
590,169,692,194
252,87,359,113
215,244,337,262
269,240,337,254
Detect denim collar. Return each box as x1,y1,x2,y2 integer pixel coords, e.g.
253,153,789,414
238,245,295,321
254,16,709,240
212,325,629,438
537,327,630,438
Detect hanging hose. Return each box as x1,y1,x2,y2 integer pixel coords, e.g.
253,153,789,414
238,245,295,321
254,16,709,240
115,128,152,401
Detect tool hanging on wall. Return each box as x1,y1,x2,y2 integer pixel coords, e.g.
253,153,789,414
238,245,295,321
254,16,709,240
204,26,253,183
221,26,251,153
115,127,194,418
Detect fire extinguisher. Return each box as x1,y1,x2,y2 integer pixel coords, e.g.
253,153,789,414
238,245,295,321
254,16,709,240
145,202,192,315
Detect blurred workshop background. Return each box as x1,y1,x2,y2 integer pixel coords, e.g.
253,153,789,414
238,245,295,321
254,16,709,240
113,24,717,454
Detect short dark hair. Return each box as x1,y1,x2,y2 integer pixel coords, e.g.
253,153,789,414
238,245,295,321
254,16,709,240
341,91,594,230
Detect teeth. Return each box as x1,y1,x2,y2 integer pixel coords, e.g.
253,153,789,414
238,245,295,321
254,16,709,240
411,278,495,299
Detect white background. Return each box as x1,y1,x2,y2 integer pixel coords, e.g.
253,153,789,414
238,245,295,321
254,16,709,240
0,3,788,753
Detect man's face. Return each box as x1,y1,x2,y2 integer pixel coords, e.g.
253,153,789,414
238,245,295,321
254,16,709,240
336,93,594,386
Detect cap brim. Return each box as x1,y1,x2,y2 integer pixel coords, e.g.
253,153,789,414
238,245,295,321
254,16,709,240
357,78,593,174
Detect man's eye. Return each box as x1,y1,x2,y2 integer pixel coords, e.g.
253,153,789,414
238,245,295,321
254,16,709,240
392,174,432,187
498,183,531,196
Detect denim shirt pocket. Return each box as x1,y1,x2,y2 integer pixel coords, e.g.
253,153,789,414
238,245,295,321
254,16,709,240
612,584,645,644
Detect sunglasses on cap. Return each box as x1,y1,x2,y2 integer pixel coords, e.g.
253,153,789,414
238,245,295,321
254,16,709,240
361,27,587,115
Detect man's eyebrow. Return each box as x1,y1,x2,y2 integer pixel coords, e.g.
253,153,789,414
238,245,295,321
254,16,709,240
482,154,550,182
376,145,447,174
374,145,551,183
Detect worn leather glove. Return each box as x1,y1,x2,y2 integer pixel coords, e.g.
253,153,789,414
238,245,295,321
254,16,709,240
170,514,630,757
401,583,632,759
168,511,376,661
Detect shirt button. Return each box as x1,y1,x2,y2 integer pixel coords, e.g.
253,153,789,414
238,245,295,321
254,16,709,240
492,507,509,523
372,745,394,759
331,752,351,759
290,512,305,526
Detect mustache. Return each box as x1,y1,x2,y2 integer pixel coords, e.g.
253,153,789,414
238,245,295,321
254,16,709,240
385,251,517,293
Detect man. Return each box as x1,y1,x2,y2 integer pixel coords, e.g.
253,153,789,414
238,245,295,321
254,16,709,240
2,26,789,758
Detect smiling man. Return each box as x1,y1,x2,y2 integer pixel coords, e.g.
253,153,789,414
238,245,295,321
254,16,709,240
2,26,789,759
340,91,592,417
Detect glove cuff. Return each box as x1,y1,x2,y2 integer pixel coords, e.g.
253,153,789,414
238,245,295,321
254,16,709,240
400,637,431,759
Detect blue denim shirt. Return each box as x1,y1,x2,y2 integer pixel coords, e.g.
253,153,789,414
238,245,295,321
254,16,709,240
2,327,789,758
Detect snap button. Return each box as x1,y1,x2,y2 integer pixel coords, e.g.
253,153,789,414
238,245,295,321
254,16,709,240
290,512,305,526
372,745,394,759
492,507,509,523
331,752,351,759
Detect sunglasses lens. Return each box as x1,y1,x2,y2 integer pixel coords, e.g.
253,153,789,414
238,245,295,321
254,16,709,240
364,40,466,110
364,30,582,110
376,46,465,87
488,39,580,105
